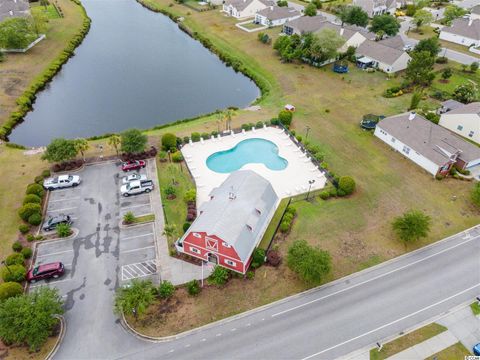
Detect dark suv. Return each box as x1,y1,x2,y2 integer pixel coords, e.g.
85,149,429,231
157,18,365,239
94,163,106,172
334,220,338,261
27,262,65,283
43,215,72,232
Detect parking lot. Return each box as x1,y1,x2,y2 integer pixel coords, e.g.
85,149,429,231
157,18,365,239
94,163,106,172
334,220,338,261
30,161,160,354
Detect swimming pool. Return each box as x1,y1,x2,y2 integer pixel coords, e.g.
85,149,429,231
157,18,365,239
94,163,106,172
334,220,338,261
206,138,288,173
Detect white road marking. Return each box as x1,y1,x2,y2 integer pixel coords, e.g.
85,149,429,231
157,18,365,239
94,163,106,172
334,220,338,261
273,236,478,317
36,249,73,258
47,206,77,213
231,328,236,332
216,333,222,337
122,245,155,254
201,339,206,342
49,197,80,203
168,349,174,353
121,260,157,281
185,344,191,348
29,278,73,288
121,203,150,210
246,323,251,327
121,233,154,241
301,283,480,360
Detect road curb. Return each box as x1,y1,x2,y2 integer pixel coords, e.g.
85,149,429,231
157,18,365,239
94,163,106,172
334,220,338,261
119,223,480,342
45,315,66,360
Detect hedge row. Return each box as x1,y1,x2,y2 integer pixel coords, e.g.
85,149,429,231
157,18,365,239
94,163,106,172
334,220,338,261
135,0,270,103
0,0,92,140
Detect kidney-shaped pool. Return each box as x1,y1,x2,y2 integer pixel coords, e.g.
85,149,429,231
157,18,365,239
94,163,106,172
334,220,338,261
206,138,288,173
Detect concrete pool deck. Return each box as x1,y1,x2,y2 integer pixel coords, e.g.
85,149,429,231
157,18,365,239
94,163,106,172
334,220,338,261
181,126,327,205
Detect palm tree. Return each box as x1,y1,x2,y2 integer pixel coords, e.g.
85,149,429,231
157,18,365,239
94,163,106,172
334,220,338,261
108,134,121,156
162,224,177,243
224,108,236,131
74,138,89,162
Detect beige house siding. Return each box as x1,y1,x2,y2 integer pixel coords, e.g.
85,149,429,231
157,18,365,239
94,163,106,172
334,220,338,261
439,113,480,144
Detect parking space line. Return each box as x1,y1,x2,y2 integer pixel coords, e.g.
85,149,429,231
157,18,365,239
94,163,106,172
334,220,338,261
121,204,150,210
49,197,80,203
36,249,73,258
122,268,136,280
132,264,148,276
47,206,77,213
29,278,73,288
122,245,155,254
121,233,154,241
121,260,157,281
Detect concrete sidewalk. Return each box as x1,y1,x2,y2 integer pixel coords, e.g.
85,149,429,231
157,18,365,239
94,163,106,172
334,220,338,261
437,305,480,352
147,159,212,285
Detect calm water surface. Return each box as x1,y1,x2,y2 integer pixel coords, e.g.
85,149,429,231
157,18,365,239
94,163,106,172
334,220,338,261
10,0,259,146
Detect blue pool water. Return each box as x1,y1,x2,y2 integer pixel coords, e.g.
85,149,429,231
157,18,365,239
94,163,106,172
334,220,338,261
206,138,288,173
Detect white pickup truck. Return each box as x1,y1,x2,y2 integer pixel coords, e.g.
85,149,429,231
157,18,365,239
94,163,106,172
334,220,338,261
43,175,81,190
120,179,153,197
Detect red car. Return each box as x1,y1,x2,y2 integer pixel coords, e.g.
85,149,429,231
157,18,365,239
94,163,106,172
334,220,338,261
121,160,146,172
27,262,65,283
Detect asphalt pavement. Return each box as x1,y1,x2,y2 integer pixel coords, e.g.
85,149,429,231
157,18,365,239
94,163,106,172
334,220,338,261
50,220,479,359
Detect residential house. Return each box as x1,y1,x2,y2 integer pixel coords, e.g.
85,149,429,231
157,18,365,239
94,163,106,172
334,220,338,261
255,6,301,27
437,99,464,114
355,39,411,73
223,0,275,19
439,18,480,47
175,170,279,274
282,15,327,35
375,112,480,176
352,0,396,18
439,101,480,145
0,0,30,22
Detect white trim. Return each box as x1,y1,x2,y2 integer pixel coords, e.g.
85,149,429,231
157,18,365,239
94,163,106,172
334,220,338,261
225,259,237,267
189,246,201,254
184,240,242,263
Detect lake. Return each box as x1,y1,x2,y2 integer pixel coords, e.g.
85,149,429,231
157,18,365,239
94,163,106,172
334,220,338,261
9,0,259,146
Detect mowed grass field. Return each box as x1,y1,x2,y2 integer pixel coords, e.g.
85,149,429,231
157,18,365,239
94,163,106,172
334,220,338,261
0,0,84,125
144,1,480,277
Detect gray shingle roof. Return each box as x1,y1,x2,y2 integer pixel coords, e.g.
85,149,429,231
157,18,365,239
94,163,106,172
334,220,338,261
312,21,376,41
356,39,408,65
188,170,279,263
377,112,480,165
224,0,274,12
441,18,480,41
283,15,327,34
446,101,480,115
378,35,406,50
257,6,301,21
471,5,480,15
0,0,30,22
353,0,396,16
440,99,464,112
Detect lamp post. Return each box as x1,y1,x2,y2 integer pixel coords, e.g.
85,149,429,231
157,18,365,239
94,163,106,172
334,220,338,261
306,179,315,200
167,150,171,163
1,260,12,275
305,126,311,141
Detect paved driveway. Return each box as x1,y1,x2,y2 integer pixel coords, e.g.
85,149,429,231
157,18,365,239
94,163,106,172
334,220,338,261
31,162,159,359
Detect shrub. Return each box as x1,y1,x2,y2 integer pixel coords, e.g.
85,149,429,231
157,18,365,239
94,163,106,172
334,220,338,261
338,176,356,195
157,280,175,299
424,112,440,124
183,222,191,232
436,56,448,64
26,183,45,198
201,132,210,140
0,282,23,301
285,206,296,216
183,136,190,144
187,279,201,296
123,211,135,225
246,271,255,280
23,194,41,205
41,169,51,178
287,240,331,283
0,264,26,282
208,266,229,286
250,248,266,269
21,248,33,259
471,182,480,208
120,129,147,154
18,224,30,234
267,250,281,267
56,223,72,238
34,175,44,184
256,121,264,129
278,110,293,127
171,151,183,162
186,213,195,222
161,133,177,151
26,234,35,242
471,62,479,73
184,189,196,203
28,213,42,226
337,189,347,197
329,187,338,197
18,203,42,222
319,190,330,200
191,132,201,142
279,219,291,233
158,151,167,162
5,253,24,266
35,235,43,241
164,185,177,197
12,242,22,252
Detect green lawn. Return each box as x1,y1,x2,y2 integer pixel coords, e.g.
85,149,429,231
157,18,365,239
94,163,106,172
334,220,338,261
370,323,448,360
432,68,479,95
156,159,195,245
240,21,266,30
131,214,155,224
471,302,480,316
425,342,472,360
31,2,61,19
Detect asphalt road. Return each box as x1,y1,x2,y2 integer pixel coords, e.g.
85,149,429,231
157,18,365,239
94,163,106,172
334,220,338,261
52,221,479,359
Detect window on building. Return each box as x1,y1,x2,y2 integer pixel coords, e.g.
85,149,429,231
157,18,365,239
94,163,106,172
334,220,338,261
246,224,253,231
222,242,231,248
402,146,410,155
189,247,200,254
469,131,475,137
225,259,236,267
457,125,464,131
391,137,396,143
192,233,201,238
255,208,261,215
